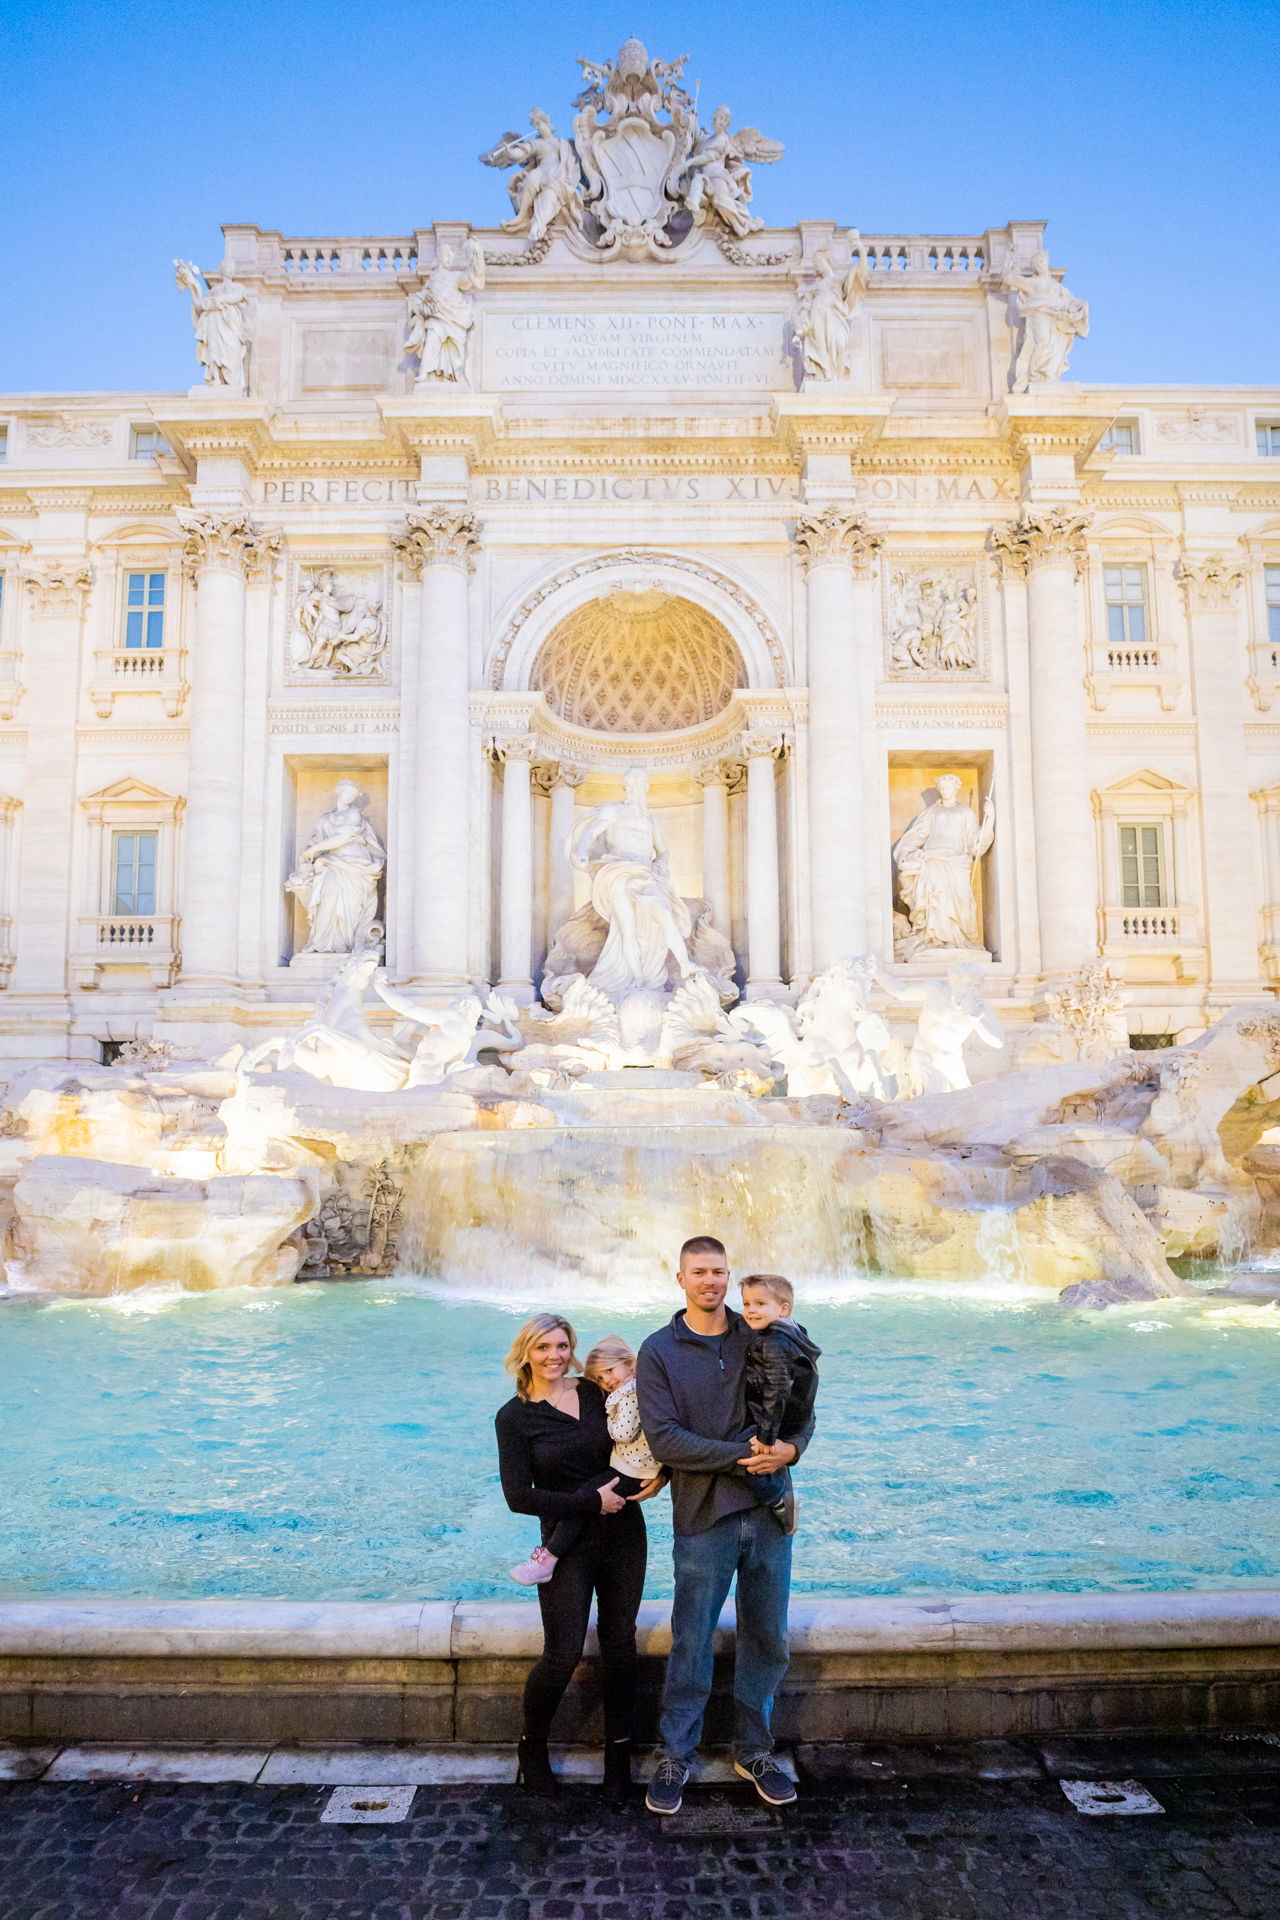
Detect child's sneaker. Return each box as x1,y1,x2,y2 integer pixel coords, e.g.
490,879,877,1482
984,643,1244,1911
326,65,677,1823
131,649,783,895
509,1546,557,1585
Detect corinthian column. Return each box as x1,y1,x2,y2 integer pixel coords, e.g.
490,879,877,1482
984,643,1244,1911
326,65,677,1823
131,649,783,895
742,730,785,996
175,511,278,994
12,564,94,1001
696,762,732,941
392,509,479,992
989,508,1096,978
546,763,585,943
794,506,882,969
1178,552,1258,999
494,736,535,1002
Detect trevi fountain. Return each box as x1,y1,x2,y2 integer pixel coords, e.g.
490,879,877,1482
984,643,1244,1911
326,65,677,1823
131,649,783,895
3,44,1280,1702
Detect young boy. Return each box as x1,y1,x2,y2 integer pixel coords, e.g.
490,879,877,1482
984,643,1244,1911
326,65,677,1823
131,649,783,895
738,1275,821,1535
508,1335,665,1585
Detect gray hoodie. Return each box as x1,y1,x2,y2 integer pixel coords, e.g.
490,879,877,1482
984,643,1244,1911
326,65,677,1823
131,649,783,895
636,1307,816,1536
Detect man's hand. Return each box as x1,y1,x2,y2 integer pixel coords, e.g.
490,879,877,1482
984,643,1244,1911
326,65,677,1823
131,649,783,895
738,1439,797,1475
626,1474,667,1504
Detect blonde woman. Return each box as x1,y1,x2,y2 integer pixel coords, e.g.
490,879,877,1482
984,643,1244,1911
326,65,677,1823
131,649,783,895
495,1314,660,1800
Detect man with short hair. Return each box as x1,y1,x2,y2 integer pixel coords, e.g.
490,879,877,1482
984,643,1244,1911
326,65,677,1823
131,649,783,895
636,1235,813,1815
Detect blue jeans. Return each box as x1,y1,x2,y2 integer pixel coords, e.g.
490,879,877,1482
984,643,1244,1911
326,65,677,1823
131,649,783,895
658,1504,792,1766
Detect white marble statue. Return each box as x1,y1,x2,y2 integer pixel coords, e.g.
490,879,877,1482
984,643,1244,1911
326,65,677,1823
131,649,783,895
285,781,385,956
792,243,867,382
1002,249,1089,391
888,966,1004,1096
730,958,902,1102
893,775,995,959
405,239,485,384
481,112,584,243
680,106,784,237
293,570,387,677
174,260,251,388
565,770,697,998
889,570,979,674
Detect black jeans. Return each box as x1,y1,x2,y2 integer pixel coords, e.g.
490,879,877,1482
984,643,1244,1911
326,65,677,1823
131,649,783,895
523,1502,646,1747
544,1472,644,1559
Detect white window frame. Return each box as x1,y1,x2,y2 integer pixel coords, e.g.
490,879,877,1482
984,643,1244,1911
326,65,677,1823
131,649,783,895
109,828,160,916
1101,419,1139,455
88,533,187,719
1257,420,1280,458
1102,562,1151,659
1093,770,1202,976
72,778,184,989
129,425,171,462
120,567,167,650
1118,821,1166,909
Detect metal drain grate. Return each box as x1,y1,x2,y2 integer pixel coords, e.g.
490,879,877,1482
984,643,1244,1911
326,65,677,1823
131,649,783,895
321,1784,417,1823
1060,1778,1164,1816
663,1797,780,1835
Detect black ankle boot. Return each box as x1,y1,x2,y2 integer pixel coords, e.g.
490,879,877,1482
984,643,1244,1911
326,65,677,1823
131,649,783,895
602,1738,633,1803
516,1735,558,1795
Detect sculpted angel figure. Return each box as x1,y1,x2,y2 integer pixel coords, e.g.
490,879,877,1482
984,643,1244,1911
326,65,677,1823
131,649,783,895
893,774,995,958
567,769,697,999
174,260,251,388
1002,249,1089,390
286,780,385,956
793,242,868,382
480,111,584,243
680,106,783,237
405,239,485,384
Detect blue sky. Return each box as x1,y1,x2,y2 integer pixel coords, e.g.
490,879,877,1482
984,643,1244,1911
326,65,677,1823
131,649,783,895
1,0,1276,393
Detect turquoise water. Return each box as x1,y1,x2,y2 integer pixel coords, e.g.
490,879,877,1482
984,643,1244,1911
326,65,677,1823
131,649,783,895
2,1276,1279,1600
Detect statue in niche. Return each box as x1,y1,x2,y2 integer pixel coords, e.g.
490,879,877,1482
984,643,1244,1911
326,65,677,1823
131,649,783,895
681,105,783,237
481,111,585,243
889,569,979,674
405,239,485,384
174,260,251,388
892,774,995,959
563,769,698,999
286,780,386,956
792,242,867,382
1002,249,1089,390
293,570,387,677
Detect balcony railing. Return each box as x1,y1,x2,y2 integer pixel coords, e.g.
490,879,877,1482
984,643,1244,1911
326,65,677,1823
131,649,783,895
859,238,987,274
1101,905,1200,946
91,647,186,718
72,915,180,988
1106,645,1162,673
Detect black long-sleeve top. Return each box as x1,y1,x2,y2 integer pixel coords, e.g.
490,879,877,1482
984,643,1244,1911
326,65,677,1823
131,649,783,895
495,1377,615,1528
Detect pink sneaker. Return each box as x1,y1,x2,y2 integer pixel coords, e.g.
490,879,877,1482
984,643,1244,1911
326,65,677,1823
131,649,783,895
509,1546,557,1586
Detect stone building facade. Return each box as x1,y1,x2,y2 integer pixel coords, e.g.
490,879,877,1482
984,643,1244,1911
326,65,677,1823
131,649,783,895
1,46,1278,1065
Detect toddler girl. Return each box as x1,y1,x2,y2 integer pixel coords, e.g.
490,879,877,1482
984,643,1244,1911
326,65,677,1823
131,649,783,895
508,1334,665,1586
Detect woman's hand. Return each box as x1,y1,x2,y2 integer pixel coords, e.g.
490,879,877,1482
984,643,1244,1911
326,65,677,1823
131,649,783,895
597,1476,626,1514
626,1474,666,1504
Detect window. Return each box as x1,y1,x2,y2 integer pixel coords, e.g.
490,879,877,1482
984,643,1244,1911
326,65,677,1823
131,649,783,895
0,426,7,463
123,571,165,649
1101,420,1139,454
130,426,171,461
1104,564,1148,651
110,831,157,916
1267,566,1280,653
1258,422,1280,457
1119,824,1165,908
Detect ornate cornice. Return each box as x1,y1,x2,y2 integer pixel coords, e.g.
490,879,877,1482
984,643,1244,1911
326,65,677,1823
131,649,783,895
23,563,93,617
741,727,787,758
177,509,280,581
987,506,1092,575
1176,553,1245,612
793,505,883,572
391,509,481,577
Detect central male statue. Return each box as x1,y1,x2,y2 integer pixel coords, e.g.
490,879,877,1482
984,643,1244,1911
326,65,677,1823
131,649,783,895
567,769,698,998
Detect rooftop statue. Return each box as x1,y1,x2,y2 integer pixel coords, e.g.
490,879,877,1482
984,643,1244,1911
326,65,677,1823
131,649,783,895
404,238,485,384
792,239,868,382
481,39,783,259
174,259,251,389
1002,248,1089,390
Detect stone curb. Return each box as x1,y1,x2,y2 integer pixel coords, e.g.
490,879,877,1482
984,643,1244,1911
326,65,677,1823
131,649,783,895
2,1590,1279,1659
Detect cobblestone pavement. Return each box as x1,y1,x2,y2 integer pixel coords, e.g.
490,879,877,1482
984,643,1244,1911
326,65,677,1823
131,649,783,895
3,1743,1280,1920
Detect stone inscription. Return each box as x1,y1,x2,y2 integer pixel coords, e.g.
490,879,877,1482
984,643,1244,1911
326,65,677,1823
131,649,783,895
479,474,800,504
259,479,414,506
482,312,792,390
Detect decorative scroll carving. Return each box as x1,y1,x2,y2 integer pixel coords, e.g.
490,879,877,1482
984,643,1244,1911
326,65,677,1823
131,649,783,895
391,509,481,576
987,507,1092,575
23,564,93,618
177,510,280,581
25,416,113,450
740,728,786,759
1176,554,1245,612
1158,408,1239,445
793,505,883,571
